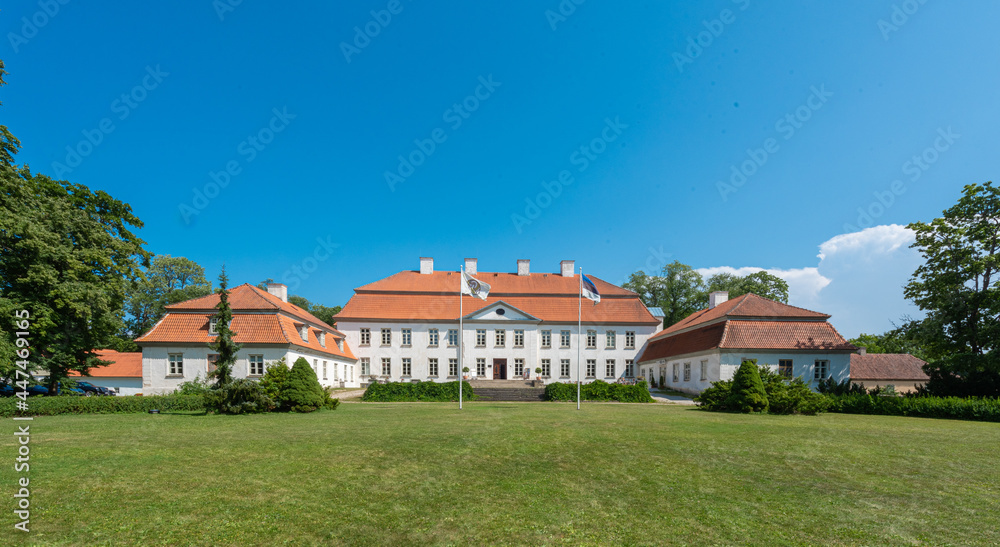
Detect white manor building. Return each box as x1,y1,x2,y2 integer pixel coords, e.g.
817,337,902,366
334,258,663,384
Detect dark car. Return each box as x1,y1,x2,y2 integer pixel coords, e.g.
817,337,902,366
57,383,86,396
0,383,14,397
75,380,113,396
26,384,48,396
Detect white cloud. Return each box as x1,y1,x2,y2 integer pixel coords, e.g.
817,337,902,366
817,224,915,261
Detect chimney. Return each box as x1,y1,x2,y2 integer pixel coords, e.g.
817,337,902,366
517,259,530,276
560,260,575,278
464,258,477,276
419,257,434,275
266,282,288,303
859,347,867,355
708,291,729,309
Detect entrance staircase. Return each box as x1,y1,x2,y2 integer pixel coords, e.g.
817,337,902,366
468,380,546,402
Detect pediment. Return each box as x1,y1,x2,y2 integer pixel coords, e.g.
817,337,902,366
463,300,540,322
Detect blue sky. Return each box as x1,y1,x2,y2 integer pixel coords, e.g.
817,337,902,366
4,1,998,338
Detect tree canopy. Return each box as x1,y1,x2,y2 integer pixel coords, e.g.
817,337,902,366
706,270,789,303
123,254,212,340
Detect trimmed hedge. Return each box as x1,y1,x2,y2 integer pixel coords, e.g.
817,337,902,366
0,394,206,417
362,381,475,402
826,394,1000,422
545,380,654,403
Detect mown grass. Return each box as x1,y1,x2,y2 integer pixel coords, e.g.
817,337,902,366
2,403,998,545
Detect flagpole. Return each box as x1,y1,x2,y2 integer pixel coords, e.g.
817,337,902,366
459,264,463,410
577,267,582,411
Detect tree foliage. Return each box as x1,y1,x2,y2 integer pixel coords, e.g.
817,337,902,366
208,268,240,387
280,357,326,412
727,359,769,413
706,270,789,303
123,255,211,339
849,319,930,362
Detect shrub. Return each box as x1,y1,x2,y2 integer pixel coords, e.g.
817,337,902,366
280,357,326,412
696,365,827,415
259,358,289,401
727,360,769,413
321,386,341,410
203,378,274,415
362,381,474,402
0,394,205,417
817,376,867,396
544,380,654,403
694,380,733,410
825,393,1000,422
175,374,212,396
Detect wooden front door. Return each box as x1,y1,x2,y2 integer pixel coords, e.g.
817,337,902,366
493,359,507,380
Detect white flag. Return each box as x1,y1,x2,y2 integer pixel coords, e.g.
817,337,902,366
461,271,491,300
582,274,601,304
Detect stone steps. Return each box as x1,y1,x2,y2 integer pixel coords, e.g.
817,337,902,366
473,387,547,402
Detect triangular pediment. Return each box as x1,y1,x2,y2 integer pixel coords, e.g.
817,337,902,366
462,300,540,322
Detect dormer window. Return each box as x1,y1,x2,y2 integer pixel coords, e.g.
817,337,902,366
337,339,344,352
209,318,218,335
318,332,326,347
299,325,308,342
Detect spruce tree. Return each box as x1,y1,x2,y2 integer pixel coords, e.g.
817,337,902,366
728,359,769,413
280,357,325,412
209,267,240,387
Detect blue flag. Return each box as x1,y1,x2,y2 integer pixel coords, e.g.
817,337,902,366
582,275,600,304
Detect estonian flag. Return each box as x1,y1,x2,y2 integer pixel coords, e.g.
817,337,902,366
462,271,491,300
582,274,600,304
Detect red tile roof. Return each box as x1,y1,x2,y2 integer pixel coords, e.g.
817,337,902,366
850,353,929,381
167,284,343,334
70,350,142,378
336,271,658,325
652,293,831,340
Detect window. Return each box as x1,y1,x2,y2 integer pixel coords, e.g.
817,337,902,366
606,359,616,378
428,328,439,347
249,355,264,376
673,363,680,383
318,332,326,347
683,363,691,382
560,359,571,378
586,359,596,378
514,358,525,376
337,339,344,352
360,328,371,346
402,358,411,377
495,329,505,347
541,330,552,348
360,357,370,376
625,331,635,349
448,359,458,377
476,358,486,376
322,360,328,380
300,326,309,342
313,359,318,373
514,329,524,347
168,353,183,376
560,330,571,348
476,329,486,347
814,360,829,380
381,328,391,346
625,359,634,378
586,330,597,349
347,364,353,382
401,328,411,346
428,358,438,377
541,359,551,378
381,357,391,376
333,362,338,381
208,318,218,335
606,331,616,349
778,359,793,379
700,360,708,381
447,329,458,347
207,354,219,374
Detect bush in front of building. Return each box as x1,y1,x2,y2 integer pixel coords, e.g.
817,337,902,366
825,393,1000,422
544,380,654,403
259,358,290,401
695,363,827,415
204,378,275,415
361,380,475,402
279,357,327,412
1,394,206,417
727,359,769,413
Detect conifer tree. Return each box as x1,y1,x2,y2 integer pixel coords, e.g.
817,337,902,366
728,359,769,413
209,267,240,387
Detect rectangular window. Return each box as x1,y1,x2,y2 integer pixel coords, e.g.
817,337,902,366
625,359,634,378
476,329,486,347
448,358,458,377
208,317,218,335
586,359,596,378
318,332,326,347
814,360,829,380
333,362,338,381
249,355,264,376
300,326,309,342
779,359,793,379
402,358,411,377
401,328,412,346
381,357,391,376
428,328,439,347
586,330,597,349
514,329,524,347
428,358,438,377
476,358,486,376
560,359,570,378
514,358,525,376
700,360,708,381
360,328,371,346
625,331,635,349
606,331,616,349
673,363,680,383
360,357,370,376
560,330,571,348
381,328,391,346
495,329,505,347
168,353,183,376
541,359,551,378
541,330,552,348
447,329,458,347
606,359,616,378
683,363,691,382
323,361,328,380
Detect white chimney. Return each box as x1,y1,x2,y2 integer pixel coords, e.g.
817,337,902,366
859,347,867,355
464,258,477,276
266,282,288,303
560,260,575,277
517,259,530,276
708,291,729,309
419,257,434,275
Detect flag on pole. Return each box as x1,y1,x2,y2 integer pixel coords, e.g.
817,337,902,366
461,270,491,300
581,274,600,304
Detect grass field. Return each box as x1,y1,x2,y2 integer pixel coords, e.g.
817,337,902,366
3,403,999,545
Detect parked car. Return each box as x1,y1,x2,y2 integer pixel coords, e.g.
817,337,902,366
26,384,49,396
75,381,114,396
56,383,86,396
0,383,14,397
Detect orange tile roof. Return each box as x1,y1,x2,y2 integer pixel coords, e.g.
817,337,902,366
355,270,640,297
651,293,831,341
850,353,929,381
166,284,343,334
70,350,142,378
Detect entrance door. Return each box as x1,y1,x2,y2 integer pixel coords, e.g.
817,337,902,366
493,359,507,380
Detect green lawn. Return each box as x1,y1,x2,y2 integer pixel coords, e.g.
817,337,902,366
3,403,999,545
